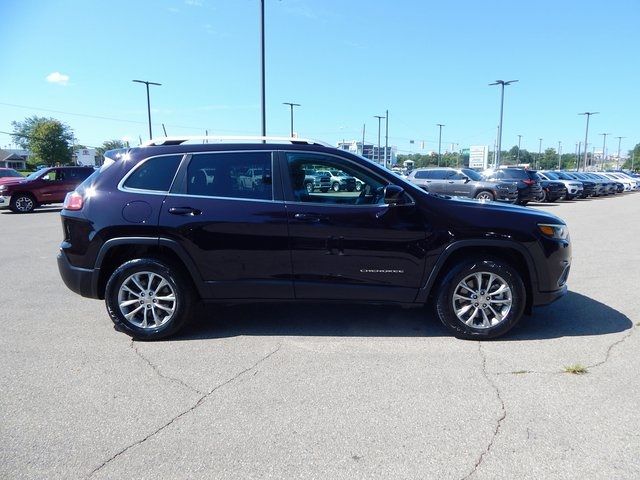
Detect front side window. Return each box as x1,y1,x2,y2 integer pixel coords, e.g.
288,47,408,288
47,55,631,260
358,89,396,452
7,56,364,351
286,152,386,205
186,151,272,200
123,155,182,192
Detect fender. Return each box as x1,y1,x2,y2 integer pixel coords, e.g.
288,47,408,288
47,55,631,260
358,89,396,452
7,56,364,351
414,239,539,303
92,236,207,298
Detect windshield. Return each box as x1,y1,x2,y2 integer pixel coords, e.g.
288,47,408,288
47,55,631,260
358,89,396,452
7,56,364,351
25,170,46,180
554,172,573,180
461,168,482,181
542,171,559,180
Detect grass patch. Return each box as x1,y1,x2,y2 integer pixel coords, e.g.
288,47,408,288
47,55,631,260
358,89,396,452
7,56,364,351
511,370,530,375
563,364,588,375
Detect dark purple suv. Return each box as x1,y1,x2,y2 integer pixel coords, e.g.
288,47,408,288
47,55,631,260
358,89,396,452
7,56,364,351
57,138,571,340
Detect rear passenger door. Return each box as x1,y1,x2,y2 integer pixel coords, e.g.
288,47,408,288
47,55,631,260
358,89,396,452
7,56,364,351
158,150,293,300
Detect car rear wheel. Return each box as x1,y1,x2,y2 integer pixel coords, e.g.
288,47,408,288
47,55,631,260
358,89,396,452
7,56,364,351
435,258,525,340
305,182,314,193
10,194,37,213
105,258,195,340
355,183,362,192
332,182,340,192
475,191,495,201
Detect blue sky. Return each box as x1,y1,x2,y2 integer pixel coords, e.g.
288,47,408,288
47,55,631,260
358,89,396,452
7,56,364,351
1,0,638,157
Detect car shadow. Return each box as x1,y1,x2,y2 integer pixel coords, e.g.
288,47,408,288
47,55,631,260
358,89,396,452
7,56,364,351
172,291,632,341
1,207,62,215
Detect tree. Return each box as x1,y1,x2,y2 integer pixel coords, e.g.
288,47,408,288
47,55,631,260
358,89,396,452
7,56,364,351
11,116,74,166
96,139,127,156
624,143,639,171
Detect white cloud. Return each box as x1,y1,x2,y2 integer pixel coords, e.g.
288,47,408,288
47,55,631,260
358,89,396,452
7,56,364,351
46,72,70,86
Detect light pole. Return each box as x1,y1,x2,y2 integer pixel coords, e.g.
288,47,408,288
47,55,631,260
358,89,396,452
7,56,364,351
557,141,562,169
538,138,543,170
489,80,518,167
576,142,582,172
599,133,610,171
132,79,162,140
516,134,523,163
374,115,385,165
260,0,266,137
579,112,598,170
384,110,389,168
437,124,445,166
615,136,625,169
283,102,300,137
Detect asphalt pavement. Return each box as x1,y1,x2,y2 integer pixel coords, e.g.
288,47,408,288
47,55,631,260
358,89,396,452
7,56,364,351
1,194,639,479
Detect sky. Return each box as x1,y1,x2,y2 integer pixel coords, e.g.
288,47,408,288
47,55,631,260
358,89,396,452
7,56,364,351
1,0,638,157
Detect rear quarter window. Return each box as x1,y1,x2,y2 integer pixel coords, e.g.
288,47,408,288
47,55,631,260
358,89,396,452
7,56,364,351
123,155,183,192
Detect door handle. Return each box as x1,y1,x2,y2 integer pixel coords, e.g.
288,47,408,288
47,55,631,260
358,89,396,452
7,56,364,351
293,213,322,223
168,206,202,216
448,181,455,183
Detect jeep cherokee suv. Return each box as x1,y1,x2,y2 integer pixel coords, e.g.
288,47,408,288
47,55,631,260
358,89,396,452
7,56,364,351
57,137,571,340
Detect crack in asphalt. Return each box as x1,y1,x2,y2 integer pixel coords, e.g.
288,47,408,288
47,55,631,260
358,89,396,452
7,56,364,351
461,343,507,480
130,339,204,395
587,327,636,370
88,343,282,478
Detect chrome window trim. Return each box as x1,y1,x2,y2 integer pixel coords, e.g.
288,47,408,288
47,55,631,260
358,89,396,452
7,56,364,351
118,153,186,195
184,150,275,201
165,192,280,204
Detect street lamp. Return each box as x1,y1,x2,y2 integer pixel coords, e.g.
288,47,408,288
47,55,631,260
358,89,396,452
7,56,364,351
283,102,300,137
374,115,385,165
437,124,445,166
557,141,562,169
260,0,266,137
132,79,162,140
599,133,610,171
538,138,543,170
516,134,523,163
579,112,599,170
489,80,518,167
615,136,625,169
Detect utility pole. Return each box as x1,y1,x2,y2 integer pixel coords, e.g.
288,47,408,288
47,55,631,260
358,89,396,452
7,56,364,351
579,112,599,170
538,138,543,170
260,0,266,137
599,133,610,171
576,142,582,172
489,80,518,167
374,115,384,165
516,134,523,163
557,141,562,170
361,123,366,157
384,110,389,168
437,124,445,166
132,79,162,140
614,136,625,169
282,102,300,137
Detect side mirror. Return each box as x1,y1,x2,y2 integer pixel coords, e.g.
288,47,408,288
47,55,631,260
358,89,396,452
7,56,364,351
463,176,470,184
383,184,405,206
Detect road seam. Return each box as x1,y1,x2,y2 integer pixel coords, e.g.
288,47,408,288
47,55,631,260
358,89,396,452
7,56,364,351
88,343,282,478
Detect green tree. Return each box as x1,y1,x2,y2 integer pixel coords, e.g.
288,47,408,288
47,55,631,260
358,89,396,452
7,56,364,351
624,143,639,171
11,116,74,166
96,139,127,156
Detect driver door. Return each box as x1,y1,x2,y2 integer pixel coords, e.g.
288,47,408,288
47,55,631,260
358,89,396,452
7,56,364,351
281,151,427,302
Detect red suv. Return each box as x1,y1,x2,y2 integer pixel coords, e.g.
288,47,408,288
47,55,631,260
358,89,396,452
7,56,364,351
0,166,94,213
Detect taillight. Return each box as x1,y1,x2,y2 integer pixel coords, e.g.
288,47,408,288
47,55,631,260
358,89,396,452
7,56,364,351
63,191,83,211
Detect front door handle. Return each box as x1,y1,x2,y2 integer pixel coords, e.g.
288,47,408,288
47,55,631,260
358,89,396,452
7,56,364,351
293,213,322,223
168,206,202,216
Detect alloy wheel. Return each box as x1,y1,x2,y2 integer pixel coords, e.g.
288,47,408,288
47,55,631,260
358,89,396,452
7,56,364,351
452,272,512,329
117,271,177,329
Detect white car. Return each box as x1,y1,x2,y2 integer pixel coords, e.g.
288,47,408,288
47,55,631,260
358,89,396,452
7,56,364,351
600,172,636,191
605,172,640,191
539,171,584,199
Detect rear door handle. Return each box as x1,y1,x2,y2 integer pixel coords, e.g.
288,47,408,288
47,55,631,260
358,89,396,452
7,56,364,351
168,206,202,216
293,213,322,223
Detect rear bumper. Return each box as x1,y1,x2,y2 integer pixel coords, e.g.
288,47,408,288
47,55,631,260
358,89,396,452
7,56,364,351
57,250,99,299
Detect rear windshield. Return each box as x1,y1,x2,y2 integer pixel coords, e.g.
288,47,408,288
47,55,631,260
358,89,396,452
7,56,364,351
500,169,538,180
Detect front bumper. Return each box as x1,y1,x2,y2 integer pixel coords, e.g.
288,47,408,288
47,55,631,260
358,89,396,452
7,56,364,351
0,195,10,208
532,284,568,307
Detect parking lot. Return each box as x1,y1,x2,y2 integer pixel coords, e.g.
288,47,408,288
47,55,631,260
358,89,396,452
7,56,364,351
1,194,639,479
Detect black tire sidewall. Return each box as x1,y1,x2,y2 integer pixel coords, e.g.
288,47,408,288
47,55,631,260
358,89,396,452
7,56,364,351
105,259,193,340
435,259,525,340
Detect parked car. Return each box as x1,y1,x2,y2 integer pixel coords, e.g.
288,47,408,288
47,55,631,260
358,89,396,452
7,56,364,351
535,177,567,203
406,167,518,202
327,170,358,192
552,171,595,198
538,171,583,199
0,166,94,213
57,136,571,341
0,168,24,185
481,167,543,205
586,173,618,195
599,172,634,192
606,172,640,190
571,172,606,196
303,169,331,193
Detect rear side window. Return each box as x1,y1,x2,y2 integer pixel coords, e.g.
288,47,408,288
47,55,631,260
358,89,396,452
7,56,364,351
413,170,431,179
123,155,182,192
430,170,449,180
186,151,272,200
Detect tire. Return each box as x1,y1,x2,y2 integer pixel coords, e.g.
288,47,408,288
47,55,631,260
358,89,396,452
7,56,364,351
355,183,362,192
435,258,526,340
305,182,314,193
474,191,495,201
516,200,528,206
332,182,340,192
105,258,195,340
10,194,37,213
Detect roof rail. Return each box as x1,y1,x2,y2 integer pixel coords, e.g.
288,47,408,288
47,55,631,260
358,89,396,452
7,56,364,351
142,135,332,147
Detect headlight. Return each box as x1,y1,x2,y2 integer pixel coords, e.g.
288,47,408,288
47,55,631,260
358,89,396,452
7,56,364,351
538,223,569,240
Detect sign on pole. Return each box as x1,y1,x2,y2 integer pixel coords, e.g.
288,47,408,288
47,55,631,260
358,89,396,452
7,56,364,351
469,146,488,170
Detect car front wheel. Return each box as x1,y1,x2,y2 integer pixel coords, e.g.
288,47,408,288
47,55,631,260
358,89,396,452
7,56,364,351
10,194,37,213
105,258,195,340
435,258,525,339
475,191,495,201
